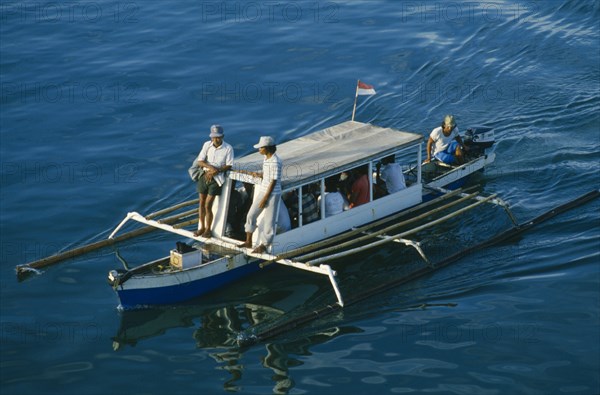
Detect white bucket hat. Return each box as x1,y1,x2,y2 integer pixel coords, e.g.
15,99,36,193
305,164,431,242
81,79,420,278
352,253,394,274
253,136,275,149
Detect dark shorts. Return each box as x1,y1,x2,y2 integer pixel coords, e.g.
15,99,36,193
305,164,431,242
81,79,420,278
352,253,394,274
196,175,222,196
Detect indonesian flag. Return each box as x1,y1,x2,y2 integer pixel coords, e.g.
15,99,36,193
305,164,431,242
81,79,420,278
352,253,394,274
357,80,376,95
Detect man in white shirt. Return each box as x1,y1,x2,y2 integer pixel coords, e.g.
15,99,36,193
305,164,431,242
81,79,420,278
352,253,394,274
425,115,468,165
194,125,234,238
377,155,406,195
318,176,345,217
239,136,282,254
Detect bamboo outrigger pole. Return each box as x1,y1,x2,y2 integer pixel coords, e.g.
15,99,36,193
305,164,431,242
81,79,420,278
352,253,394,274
15,203,199,279
145,198,199,219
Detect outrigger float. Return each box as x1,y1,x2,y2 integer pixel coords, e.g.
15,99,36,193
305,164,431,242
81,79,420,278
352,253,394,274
106,120,514,309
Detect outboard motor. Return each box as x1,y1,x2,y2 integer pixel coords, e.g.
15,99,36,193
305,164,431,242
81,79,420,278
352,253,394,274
463,127,495,157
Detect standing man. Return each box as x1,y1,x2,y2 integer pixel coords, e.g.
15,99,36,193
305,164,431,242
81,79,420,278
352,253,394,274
194,124,234,238
239,136,282,254
425,115,468,165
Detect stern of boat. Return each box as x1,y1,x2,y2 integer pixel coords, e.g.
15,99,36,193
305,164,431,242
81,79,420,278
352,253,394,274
107,242,258,309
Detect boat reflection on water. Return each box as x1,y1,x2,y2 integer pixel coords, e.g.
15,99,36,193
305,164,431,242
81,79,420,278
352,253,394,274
207,325,363,393
111,302,278,350
192,304,361,392
112,301,360,392
193,303,285,348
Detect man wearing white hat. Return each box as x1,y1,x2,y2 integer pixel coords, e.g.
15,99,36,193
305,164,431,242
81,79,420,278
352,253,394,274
194,124,234,238
424,115,468,165
239,136,282,254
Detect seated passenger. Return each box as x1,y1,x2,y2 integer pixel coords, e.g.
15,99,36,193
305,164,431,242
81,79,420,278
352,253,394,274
376,155,406,197
348,166,370,208
283,184,320,227
318,176,345,217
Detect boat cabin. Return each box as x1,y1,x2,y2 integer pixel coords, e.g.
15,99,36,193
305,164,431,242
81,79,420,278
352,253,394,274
207,121,424,254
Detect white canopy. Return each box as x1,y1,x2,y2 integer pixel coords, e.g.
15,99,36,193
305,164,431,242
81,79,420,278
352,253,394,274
232,121,423,190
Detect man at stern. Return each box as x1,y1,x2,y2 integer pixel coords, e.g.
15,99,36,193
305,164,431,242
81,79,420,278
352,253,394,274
425,115,468,165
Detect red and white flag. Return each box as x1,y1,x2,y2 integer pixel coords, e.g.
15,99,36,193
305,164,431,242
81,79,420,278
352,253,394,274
357,80,376,95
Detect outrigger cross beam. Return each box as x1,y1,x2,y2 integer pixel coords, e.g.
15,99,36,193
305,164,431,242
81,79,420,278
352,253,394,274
109,211,346,307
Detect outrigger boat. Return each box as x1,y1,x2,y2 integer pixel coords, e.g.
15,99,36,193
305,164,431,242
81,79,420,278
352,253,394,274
108,120,508,309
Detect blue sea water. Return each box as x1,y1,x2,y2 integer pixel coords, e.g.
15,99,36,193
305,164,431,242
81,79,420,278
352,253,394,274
1,1,599,394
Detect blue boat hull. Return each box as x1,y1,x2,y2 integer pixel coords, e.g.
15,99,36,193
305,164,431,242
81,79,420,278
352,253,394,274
116,261,262,309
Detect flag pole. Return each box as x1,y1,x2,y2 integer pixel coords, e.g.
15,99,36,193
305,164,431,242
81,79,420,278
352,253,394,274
351,79,360,121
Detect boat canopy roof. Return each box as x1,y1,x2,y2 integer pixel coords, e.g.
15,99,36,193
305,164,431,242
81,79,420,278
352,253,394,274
232,120,423,190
